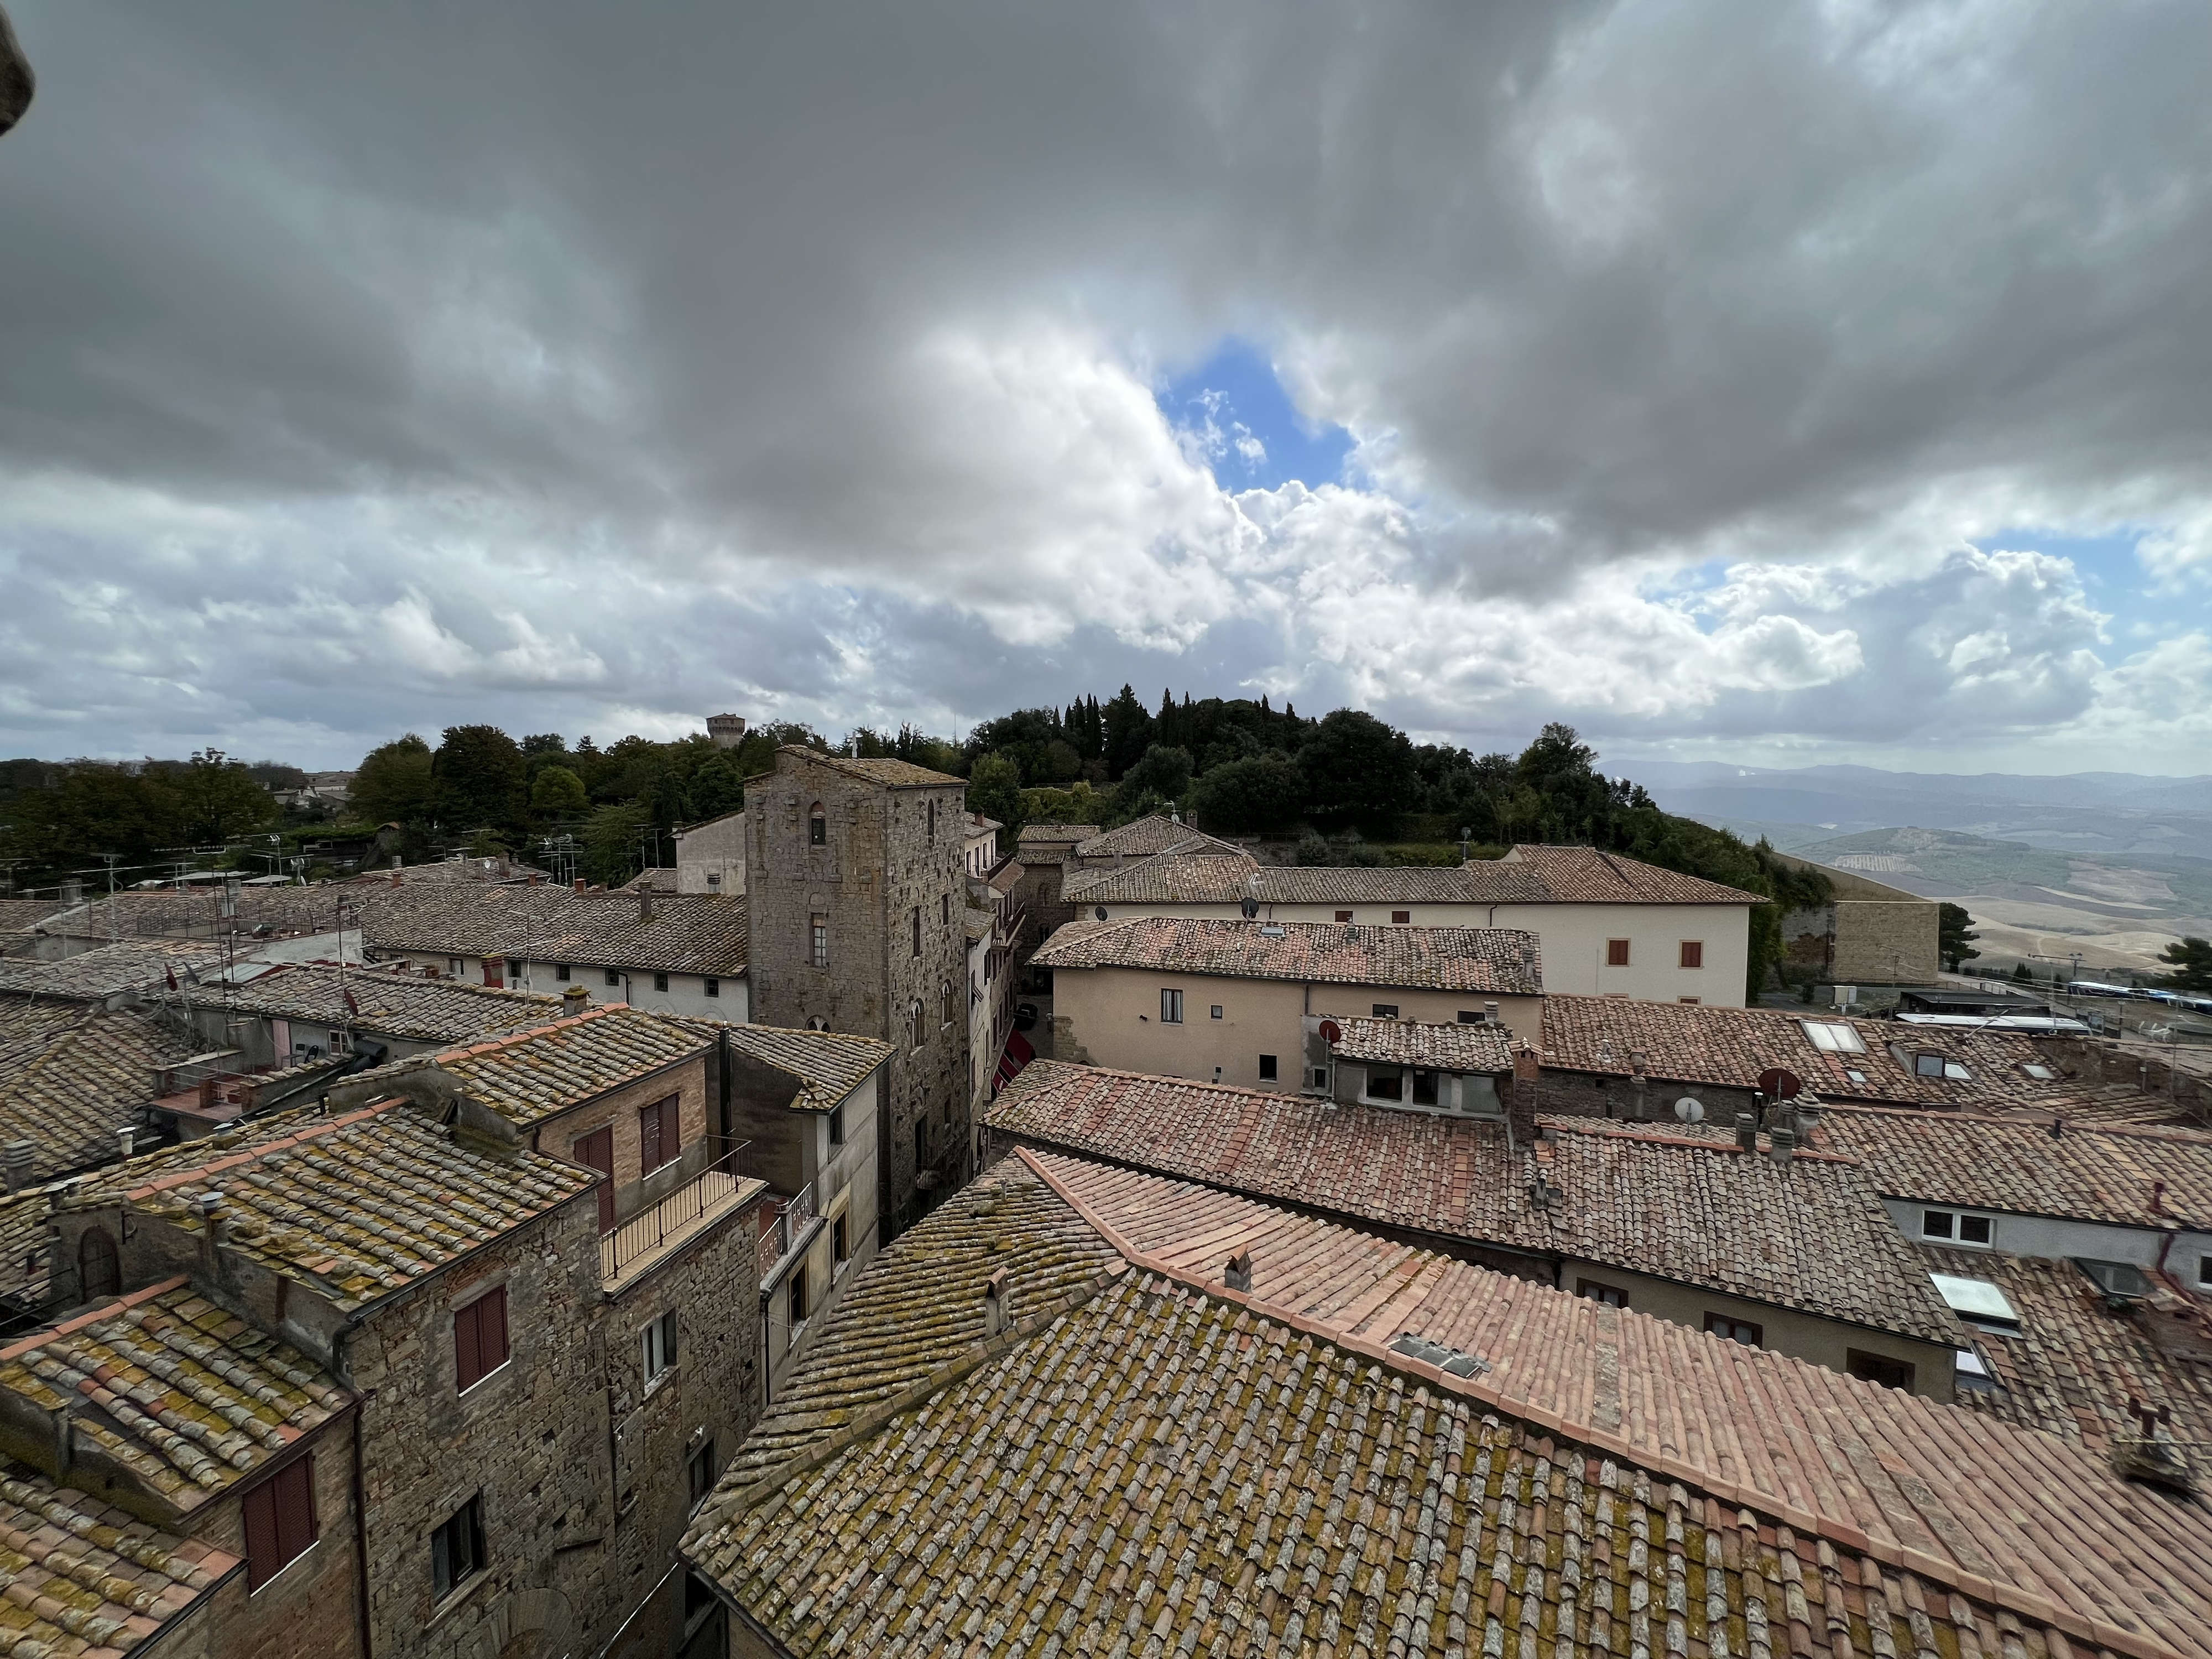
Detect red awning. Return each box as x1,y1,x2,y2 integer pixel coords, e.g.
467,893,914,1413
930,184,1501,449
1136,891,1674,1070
993,1029,1036,1092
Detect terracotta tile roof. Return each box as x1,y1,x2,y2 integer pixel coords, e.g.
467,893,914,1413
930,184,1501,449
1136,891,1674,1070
667,1018,892,1113
1919,1245,2212,1454
1540,993,2093,1109
0,1281,347,1516
121,1100,594,1311
714,1159,1124,1495
342,858,546,886
986,1062,1961,1343
1502,843,1768,904
216,964,563,1044
362,888,749,976
0,939,232,1001
1014,821,1095,845
1031,915,1545,993
0,899,62,948
0,1455,237,1650
33,886,361,943
1816,1105,2212,1229
0,1000,202,1184
1063,851,1562,906
616,867,679,894
426,1005,708,1129
759,748,964,788
1331,1015,1515,1070
686,1151,2212,1659
1073,815,1246,861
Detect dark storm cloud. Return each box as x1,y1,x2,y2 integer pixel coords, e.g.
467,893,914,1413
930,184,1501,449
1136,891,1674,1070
0,1,2206,768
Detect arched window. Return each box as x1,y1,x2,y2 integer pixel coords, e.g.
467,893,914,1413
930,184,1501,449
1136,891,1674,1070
808,804,826,847
79,1227,119,1302
805,1015,828,1032
910,998,925,1051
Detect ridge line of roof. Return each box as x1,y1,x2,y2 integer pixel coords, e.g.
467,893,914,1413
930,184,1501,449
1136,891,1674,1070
1009,1147,2183,1659
122,1100,399,1199
1545,1120,1864,1166
437,1002,625,1061
0,1273,192,1364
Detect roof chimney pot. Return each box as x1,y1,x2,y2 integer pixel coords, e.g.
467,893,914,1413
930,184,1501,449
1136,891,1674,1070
1225,1248,1253,1293
982,1265,1010,1338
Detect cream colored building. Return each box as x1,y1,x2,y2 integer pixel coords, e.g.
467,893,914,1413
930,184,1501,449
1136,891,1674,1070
674,808,748,895
1032,916,1542,1093
1062,841,1757,1005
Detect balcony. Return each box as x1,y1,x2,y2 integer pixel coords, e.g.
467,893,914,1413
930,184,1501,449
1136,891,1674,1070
601,1137,761,1288
756,1182,817,1282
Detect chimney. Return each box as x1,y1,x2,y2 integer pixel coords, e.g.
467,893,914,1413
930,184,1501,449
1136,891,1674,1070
639,889,655,924
1629,1051,1649,1121
197,1076,218,1110
117,1126,137,1159
1768,1124,1797,1163
389,865,402,888
574,878,586,894
1225,1248,1253,1293
1734,1111,1757,1152
1483,1000,1499,1024
1,1141,34,1193
527,872,540,887
1508,1045,1540,1143
982,1266,1010,1338
562,983,589,1013
195,1191,229,1282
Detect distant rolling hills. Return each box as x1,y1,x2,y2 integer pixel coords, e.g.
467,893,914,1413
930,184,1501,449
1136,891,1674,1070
1621,763,2210,974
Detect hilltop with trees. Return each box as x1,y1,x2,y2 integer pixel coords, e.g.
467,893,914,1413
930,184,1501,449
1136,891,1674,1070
1,690,1825,994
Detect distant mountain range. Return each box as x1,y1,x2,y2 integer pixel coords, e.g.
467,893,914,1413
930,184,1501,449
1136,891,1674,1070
1618,762,2210,973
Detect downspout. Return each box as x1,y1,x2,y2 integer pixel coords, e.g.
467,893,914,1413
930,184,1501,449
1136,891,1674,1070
337,1328,374,1659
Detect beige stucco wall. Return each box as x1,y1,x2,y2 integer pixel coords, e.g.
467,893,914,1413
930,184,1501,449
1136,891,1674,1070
1083,900,1750,1006
1560,1258,1956,1399
1050,964,1540,1091
675,811,748,895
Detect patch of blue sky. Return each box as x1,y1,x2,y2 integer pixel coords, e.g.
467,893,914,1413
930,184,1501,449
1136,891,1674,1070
1157,339,1354,493
1637,556,1733,635
1973,524,2185,642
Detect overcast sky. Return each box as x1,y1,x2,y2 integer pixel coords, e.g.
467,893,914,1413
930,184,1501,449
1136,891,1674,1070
2,2,2208,775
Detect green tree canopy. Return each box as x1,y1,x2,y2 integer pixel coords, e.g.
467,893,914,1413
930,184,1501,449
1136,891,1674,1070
170,750,278,844
350,734,434,825
1189,753,1303,834
1938,902,1981,972
529,765,589,822
1118,744,1194,810
964,753,1025,850
2158,936,2212,993
432,726,528,836
1298,711,1417,836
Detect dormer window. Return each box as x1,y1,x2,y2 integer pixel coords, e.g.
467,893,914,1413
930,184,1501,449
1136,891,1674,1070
808,804,827,846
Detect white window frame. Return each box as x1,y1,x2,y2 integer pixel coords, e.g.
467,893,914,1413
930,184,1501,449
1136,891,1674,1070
1801,1020,1866,1054
1160,989,1184,1025
642,1309,678,1385
1922,1208,1995,1248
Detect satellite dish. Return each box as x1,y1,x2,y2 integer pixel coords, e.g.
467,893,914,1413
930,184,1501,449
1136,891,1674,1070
1673,1097,1705,1124
1756,1067,1802,1101
1240,896,1259,919
1318,1019,1342,1046
1093,905,1108,921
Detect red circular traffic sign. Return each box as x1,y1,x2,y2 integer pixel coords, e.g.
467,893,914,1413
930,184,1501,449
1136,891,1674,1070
1757,1067,1803,1100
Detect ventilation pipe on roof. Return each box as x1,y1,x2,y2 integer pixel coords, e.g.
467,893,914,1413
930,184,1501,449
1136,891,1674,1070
116,1126,135,1159
1734,1112,1756,1153
1483,1001,1499,1024
982,1265,1009,1338
1768,1124,1797,1163
1225,1248,1253,1293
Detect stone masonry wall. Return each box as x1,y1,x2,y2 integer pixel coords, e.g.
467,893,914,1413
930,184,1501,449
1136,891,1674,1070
747,754,969,1240
348,1193,614,1659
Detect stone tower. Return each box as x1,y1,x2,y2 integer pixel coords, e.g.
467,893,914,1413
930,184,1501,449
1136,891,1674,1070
744,748,971,1240
706,713,749,749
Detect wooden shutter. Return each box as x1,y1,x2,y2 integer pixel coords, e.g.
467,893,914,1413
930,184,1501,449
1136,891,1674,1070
639,1101,662,1173
660,1098,681,1164
243,1480,281,1588
455,1299,482,1390
575,1126,614,1229
455,1288,507,1391
244,1455,317,1589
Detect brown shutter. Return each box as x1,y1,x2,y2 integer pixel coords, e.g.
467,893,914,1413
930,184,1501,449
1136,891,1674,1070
455,1299,482,1390
660,1098,681,1163
639,1102,662,1173
275,1456,317,1562
574,1126,614,1229
243,1480,281,1589
481,1287,509,1373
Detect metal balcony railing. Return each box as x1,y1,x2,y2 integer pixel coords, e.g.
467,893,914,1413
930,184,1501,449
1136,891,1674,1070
756,1181,817,1280
600,1136,749,1281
